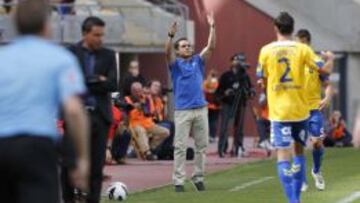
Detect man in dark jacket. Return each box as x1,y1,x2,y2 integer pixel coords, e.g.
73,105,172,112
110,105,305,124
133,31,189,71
121,60,147,96
216,54,254,158
64,16,117,203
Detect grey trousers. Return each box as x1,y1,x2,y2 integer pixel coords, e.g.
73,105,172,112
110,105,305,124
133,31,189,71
173,106,209,185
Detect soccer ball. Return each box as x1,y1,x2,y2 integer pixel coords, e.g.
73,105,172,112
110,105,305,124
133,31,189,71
106,182,129,201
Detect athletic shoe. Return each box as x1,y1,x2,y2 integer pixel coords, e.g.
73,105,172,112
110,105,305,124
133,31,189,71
237,148,248,158
311,170,325,191
259,140,274,151
301,182,308,192
264,140,274,151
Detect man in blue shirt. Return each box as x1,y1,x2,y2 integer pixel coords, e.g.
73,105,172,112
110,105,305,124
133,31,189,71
165,13,216,192
0,1,90,203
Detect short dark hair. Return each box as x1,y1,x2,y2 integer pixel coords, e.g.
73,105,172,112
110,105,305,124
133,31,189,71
231,53,246,62
15,0,50,35
81,16,106,34
174,37,188,50
296,29,311,43
274,12,294,35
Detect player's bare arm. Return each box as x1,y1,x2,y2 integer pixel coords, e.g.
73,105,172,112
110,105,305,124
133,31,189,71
165,22,177,66
319,82,333,110
63,96,90,192
320,51,335,74
200,12,216,62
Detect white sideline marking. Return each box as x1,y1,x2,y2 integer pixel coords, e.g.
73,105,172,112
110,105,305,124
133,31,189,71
229,176,274,192
337,191,360,203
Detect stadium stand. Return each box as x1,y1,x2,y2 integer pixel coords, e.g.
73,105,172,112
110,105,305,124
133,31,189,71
0,0,193,52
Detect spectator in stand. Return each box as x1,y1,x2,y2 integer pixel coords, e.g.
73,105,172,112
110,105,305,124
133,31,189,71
203,69,220,143
324,111,353,147
148,80,172,127
122,60,147,96
148,80,175,155
125,82,169,160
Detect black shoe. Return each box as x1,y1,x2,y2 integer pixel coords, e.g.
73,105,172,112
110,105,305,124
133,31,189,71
175,185,185,192
191,181,205,192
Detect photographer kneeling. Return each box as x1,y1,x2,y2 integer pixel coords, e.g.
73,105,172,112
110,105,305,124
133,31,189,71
125,82,170,160
216,53,255,158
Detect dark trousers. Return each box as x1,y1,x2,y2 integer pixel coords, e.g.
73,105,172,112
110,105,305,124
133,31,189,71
218,102,247,156
111,129,131,160
60,136,76,203
61,111,110,203
218,103,233,155
233,103,246,154
256,119,271,143
88,113,110,203
208,109,219,139
154,120,175,156
0,136,59,203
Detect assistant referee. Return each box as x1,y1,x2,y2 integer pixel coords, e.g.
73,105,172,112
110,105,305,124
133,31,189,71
0,1,89,203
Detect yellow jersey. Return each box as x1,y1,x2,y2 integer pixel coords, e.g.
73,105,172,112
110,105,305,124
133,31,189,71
304,55,328,110
257,40,323,122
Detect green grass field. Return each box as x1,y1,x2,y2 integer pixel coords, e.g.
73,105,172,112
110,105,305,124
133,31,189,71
103,148,360,203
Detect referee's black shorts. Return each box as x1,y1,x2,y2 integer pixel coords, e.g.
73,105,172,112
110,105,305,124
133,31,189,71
0,135,59,203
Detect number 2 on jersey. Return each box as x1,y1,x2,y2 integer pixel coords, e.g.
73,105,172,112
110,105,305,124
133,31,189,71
279,57,293,83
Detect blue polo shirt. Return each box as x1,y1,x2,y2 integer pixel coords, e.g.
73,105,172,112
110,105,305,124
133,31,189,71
0,36,86,139
170,54,207,110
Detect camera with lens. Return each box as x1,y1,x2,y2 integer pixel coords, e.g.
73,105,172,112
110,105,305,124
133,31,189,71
232,53,250,70
112,93,134,113
231,53,255,100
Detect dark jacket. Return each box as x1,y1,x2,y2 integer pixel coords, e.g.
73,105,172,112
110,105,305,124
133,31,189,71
121,73,146,96
68,43,118,123
216,67,253,105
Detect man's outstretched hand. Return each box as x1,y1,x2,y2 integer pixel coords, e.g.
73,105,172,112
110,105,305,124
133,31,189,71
168,21,177,37
207,12,215,27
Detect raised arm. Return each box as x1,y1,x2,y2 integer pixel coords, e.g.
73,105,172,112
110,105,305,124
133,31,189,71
165,22,177,66
319,51,335,74
200,13,216,62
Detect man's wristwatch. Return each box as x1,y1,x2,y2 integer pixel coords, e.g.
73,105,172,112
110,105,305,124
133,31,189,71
168,33,175,38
